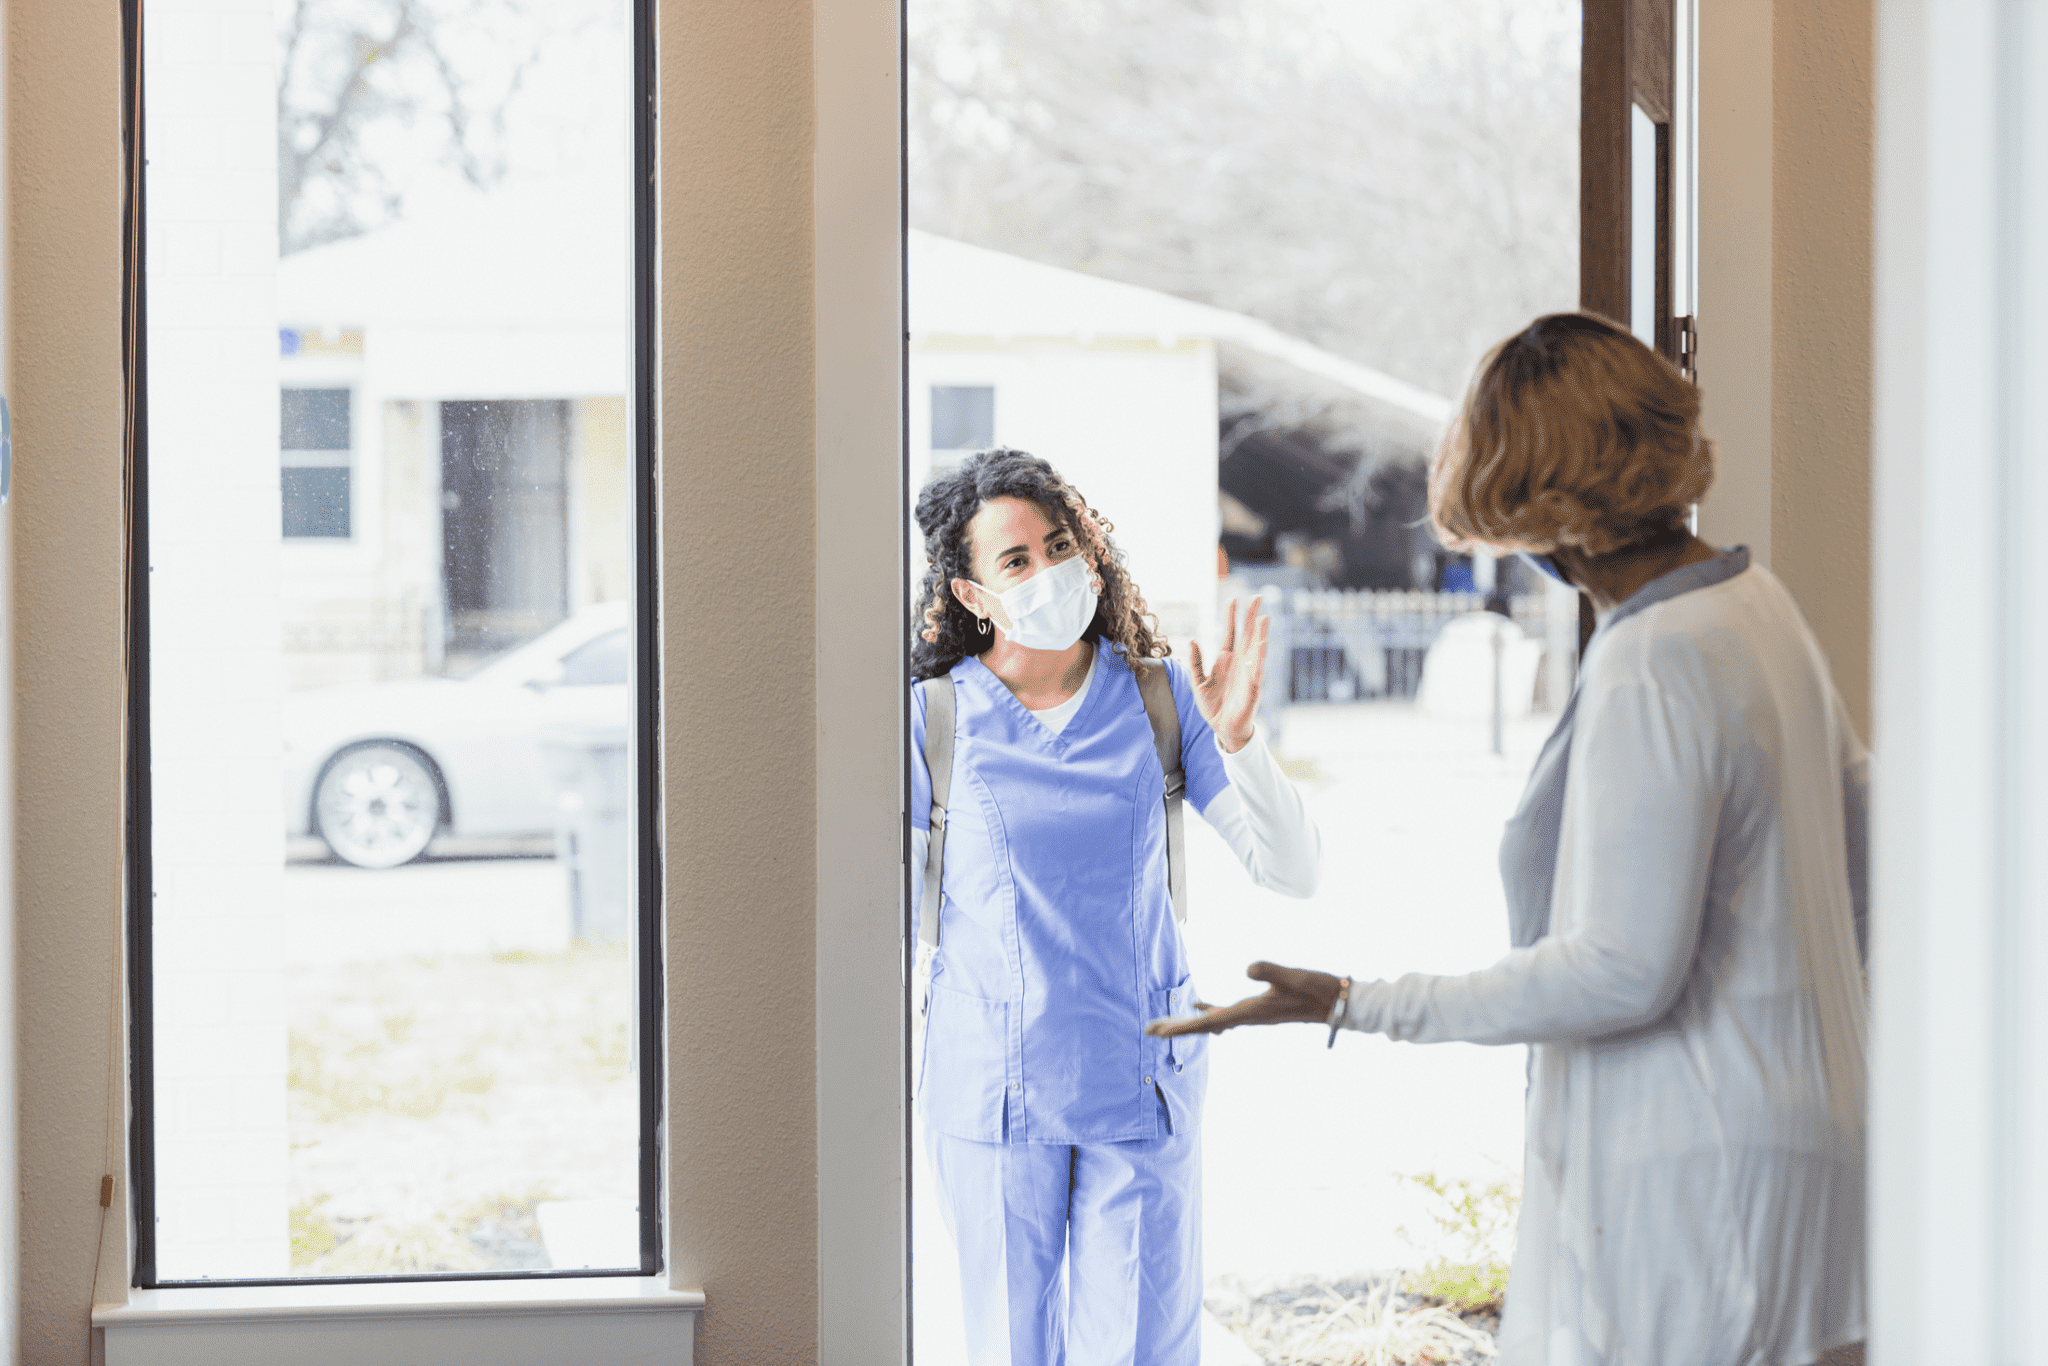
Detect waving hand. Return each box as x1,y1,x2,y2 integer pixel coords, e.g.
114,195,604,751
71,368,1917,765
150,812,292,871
1188,595,1270,754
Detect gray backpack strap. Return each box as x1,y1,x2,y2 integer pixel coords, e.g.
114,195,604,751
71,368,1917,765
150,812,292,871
1135,663,1187,922
918,675,957,949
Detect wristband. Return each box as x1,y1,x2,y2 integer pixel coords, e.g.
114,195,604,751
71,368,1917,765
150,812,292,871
1325,975,1352,1049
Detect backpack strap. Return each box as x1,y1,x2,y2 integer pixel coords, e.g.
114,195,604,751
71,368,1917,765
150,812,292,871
1135,663,1188,922
917,675,956,950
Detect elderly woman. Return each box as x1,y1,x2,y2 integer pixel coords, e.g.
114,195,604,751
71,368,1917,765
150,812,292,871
1153,312,1869,1366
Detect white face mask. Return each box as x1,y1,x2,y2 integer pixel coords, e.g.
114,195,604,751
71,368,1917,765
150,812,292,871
971,554,1100,652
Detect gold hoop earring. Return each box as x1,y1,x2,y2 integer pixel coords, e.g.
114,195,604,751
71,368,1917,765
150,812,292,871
977,615,992,636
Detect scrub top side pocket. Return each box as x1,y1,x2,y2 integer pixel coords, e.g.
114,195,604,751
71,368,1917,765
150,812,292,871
922,983,1012,1142
1147,977,1209,1135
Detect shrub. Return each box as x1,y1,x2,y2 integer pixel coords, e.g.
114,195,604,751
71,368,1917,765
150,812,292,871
289,1194,339,1267
1396,1169,1520,1313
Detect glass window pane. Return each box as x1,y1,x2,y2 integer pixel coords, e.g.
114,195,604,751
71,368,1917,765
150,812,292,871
145,0,640,1282
1631,102,1658,344
281,467,353,538
282,388,352,452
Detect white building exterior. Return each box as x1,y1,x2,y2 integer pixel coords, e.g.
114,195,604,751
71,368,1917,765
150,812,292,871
144,0,290,1281
907,231,1449,650
280,216,1447,677
276,178,632,687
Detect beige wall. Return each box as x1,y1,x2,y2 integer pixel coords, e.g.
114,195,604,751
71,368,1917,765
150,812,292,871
1772,0,1875,738
8,2,128,1363
812,0,906,1356
1698,0,1875,738
658,2,818,1362
0,0,14,1349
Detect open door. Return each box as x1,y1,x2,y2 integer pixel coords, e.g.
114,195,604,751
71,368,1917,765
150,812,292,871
1578,0,1689,655
440,398,574,666
1582,0,1690,376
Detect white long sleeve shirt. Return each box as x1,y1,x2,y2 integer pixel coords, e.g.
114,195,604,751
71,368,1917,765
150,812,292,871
1343,560,1867,1366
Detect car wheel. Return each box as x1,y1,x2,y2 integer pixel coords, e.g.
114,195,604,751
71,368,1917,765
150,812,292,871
314,743,442,869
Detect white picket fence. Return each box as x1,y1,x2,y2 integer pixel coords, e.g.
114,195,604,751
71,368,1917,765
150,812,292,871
1256,588,1558,705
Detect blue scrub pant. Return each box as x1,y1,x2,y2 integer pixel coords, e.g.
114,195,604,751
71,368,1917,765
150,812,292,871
926,1121,1202,1366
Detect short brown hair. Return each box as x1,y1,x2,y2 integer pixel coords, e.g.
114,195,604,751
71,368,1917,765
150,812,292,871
1428,312,1713,556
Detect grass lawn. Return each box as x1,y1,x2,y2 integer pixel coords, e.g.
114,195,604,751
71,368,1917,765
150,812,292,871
286,942,637,1274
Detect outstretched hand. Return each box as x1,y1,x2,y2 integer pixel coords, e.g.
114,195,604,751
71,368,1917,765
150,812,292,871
1188,596,1269,754
1144,962,1345,1039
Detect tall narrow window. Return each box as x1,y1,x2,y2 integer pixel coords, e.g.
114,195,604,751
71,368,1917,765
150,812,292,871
280,385,354,539
132,0,658,1285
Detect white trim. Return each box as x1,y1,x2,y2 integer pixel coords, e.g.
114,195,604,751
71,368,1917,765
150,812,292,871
93,1278,702,1366
813,0,910,1361
1872,1,2048,1362
94,1277,704,1325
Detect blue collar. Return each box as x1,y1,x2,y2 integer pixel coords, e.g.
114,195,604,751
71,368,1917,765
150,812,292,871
1596,545,1751,640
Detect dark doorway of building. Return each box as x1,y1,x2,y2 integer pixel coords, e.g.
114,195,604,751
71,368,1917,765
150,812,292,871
441,399,573,668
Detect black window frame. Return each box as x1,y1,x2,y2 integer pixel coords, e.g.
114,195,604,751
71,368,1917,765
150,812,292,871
121,0,664,1288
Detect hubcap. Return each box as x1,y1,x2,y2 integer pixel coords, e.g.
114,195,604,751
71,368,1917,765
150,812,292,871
316,747,438,868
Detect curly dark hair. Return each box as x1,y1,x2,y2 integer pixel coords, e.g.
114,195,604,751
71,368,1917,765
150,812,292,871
912,448,1170,681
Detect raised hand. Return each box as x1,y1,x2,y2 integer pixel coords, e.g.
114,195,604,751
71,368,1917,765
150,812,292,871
1187,595,1269,754
1144,961,1344,1038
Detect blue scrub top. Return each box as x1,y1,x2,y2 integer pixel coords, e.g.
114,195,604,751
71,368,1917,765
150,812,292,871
913,637,1232,1146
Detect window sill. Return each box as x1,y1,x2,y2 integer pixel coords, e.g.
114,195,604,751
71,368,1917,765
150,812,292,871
93,1277,703,1366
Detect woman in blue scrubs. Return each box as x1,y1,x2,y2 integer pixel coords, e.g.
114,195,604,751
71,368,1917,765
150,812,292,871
911,448,1321,1365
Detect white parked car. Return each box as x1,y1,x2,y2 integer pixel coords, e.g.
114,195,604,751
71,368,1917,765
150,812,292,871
284,602,631,868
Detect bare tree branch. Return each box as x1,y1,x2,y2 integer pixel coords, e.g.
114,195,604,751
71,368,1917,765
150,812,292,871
275,0,602,254
908,0,1577,396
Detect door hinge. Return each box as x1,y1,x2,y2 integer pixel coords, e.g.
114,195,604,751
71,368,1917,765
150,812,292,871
1676,314,1698,381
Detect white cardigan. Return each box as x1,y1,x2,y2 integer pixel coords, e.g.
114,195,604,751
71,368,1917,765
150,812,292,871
1344,562,1868,1366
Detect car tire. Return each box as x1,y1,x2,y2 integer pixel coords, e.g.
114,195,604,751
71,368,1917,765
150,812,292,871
314,742,442,869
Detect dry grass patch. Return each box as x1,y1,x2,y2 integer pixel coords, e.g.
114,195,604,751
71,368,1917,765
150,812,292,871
1209,1274,1498,1366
